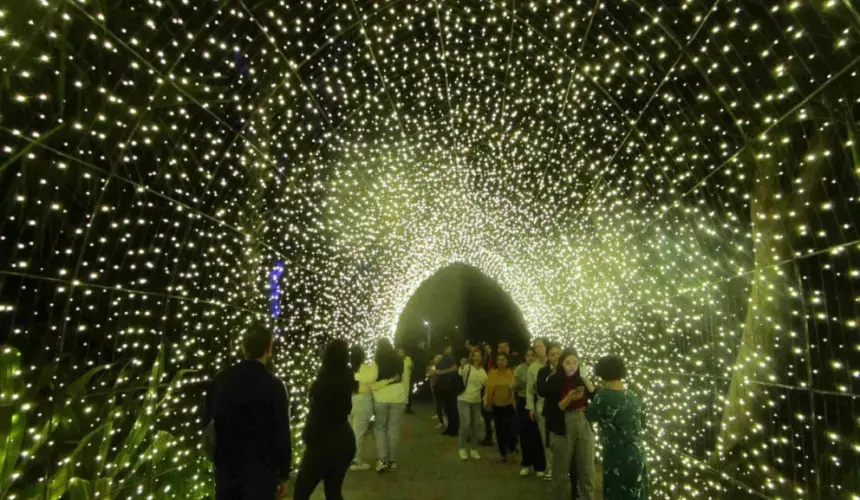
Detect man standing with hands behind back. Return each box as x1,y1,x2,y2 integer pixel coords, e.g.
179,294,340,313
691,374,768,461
203,324,293,499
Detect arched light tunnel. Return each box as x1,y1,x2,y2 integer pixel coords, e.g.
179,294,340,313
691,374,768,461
0,0,858,498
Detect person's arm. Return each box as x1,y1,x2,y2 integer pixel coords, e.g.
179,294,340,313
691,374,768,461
582,376,595,394
585,389,603,423
525,366,536,413
483,371,494,407
272,380,293,483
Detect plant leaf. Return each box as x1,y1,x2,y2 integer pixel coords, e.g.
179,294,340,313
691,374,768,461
111,345,164,479
44,422,108,500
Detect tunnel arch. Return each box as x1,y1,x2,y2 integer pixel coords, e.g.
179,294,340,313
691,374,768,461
1,0,858,498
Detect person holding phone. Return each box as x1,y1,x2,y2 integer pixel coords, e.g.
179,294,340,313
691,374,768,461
542,348,596,500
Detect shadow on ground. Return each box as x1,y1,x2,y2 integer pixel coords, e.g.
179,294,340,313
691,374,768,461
306,403,603,500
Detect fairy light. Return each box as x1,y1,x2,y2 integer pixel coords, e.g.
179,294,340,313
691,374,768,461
0,0,858,498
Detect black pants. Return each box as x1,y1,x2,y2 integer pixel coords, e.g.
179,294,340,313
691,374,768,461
406,381,414,410
482,408,494,442
492,405,517,456
439,386,459,434
432,387,445,422
515,395,546,471
294,424,355,500
216,465,277,500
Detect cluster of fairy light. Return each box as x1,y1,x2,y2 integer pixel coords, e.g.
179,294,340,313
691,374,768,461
0,0,858,498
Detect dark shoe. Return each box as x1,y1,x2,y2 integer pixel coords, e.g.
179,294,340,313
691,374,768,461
405,408,415,415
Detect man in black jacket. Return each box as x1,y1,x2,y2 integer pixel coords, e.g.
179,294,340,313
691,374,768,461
203,325,292,499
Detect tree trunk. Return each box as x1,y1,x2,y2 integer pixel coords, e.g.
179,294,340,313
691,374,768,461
715,129,827,463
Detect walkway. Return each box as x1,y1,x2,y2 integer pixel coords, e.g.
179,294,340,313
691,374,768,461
308,403,603,499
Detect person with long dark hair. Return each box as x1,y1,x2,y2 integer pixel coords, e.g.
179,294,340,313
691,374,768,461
370,338,407,472
349,345,378,471
541,347,596,500
294,339,357,500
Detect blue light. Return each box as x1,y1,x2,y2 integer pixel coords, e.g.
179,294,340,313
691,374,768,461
270,261,285,321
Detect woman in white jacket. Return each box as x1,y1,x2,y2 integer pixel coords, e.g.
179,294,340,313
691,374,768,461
458,347,488,460
349,346,378,471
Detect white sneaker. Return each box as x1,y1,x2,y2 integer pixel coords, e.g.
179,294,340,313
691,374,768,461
431,415,439,420
469,449,481,460
536,471,546,478
435,422,444,429
459,449,469,461
349,460,371,471
387,461,398,471
520,467,531,476
375,460,387,473
543,472,553,481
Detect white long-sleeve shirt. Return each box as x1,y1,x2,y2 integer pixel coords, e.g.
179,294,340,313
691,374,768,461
457,364,488,404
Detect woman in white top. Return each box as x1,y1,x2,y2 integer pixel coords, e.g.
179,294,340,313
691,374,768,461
457,347,488,460
349,345,378,471
370,339,407,472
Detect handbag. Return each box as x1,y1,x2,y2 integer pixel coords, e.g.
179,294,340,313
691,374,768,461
453,366,471,395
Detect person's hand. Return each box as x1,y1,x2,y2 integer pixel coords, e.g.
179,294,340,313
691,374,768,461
460,358,468,366
277,480,290,498
529,410,536,421
392,374,402,383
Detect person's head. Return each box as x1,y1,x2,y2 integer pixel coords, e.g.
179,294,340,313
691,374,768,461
498,341,510,355
322,339,350,374
595,355,627,382
497,352,509,370
242,324,274,362
375,338,395,362
443,345,453,356
483,343,492,354
349,345,366,373
534,337,549,359
470,348,483,367
547,343,562,368
524,348,536,365
397,347,406,358
560,349,580,377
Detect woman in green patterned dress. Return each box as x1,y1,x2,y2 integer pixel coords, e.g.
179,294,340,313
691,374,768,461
585,355,648,500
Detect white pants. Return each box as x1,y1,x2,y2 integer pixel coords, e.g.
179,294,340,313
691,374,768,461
373,401,406,462
350,393,373,461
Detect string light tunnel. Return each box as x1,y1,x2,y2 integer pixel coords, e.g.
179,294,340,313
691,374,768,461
0,0,858,498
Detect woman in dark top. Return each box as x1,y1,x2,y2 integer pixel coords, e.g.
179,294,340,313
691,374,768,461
294,339,358,500
539,347,596,500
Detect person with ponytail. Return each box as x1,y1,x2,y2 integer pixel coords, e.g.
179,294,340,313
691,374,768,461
541,347,596,500
348,345,378,471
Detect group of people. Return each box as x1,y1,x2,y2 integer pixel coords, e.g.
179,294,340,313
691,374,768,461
427,338,649,500
201,325,648,500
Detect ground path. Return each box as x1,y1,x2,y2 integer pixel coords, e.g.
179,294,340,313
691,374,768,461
307,403,602,500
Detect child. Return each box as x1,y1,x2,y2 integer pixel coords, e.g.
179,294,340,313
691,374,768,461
586,355,648,500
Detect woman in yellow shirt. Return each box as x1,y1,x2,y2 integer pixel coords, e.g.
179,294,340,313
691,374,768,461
484,352,518,462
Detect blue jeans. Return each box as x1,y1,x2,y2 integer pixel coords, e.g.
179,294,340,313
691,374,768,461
457,400,482,450
373,401,406,462
350,393,373,461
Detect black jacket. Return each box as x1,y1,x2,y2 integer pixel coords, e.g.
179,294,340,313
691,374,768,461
203,360,292,481
303,369,356,445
